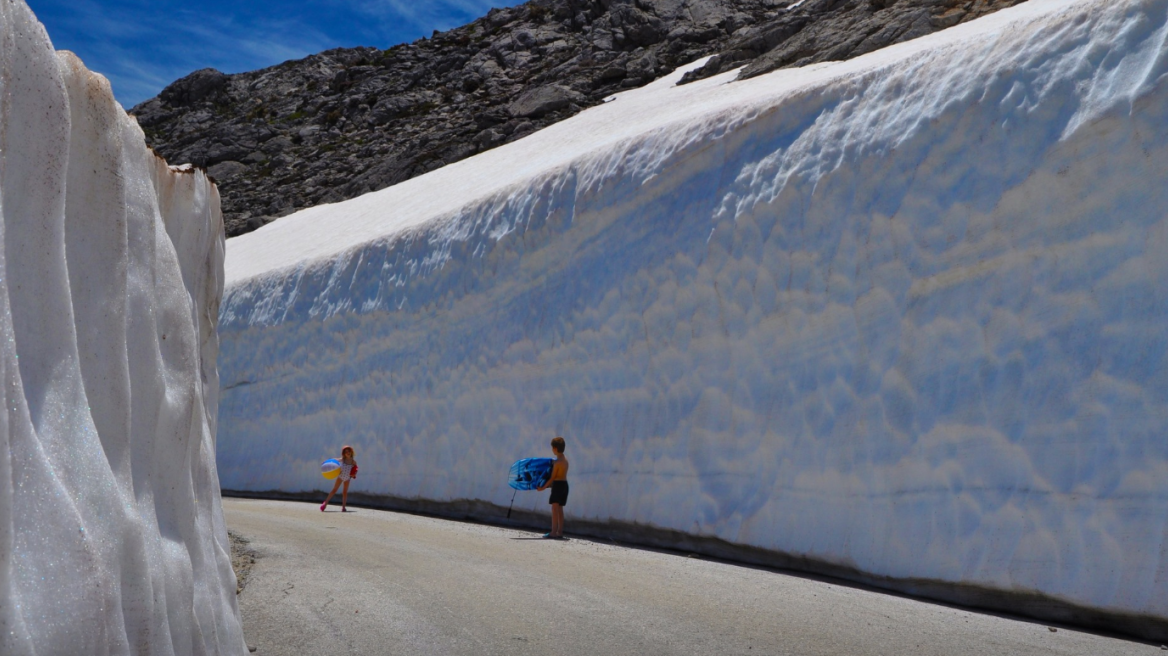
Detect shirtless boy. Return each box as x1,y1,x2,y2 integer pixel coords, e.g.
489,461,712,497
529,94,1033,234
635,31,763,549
537,436,569,539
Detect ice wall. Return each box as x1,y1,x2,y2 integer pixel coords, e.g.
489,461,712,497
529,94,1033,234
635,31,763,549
220,0,1168,625
0,2,244,653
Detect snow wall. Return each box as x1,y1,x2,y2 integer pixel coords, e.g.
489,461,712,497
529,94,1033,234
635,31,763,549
0,2,245,654
220,0,1168,632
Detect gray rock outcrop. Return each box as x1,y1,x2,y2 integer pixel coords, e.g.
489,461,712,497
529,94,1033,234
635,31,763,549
131,0,1026,237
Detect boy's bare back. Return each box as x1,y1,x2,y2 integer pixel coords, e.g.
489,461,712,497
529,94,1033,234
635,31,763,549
550,453,568,481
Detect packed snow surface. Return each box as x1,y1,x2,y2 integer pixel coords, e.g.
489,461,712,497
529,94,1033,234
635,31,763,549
0,2,244,653
222,0,1168,620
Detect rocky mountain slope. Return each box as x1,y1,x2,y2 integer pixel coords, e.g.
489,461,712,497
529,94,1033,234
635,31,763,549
131,0,1025,237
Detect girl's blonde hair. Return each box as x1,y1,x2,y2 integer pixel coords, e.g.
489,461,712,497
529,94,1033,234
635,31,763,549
341,445,355,458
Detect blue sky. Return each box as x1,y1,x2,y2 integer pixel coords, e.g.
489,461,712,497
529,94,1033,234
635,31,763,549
26,0,525,108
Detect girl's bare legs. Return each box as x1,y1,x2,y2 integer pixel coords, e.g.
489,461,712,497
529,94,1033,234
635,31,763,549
342,480,350,511
321,478,342,510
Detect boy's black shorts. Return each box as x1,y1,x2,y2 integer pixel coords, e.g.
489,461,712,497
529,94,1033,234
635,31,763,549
549,480,569,506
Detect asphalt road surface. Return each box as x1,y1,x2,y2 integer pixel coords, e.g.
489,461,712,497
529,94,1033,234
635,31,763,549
224,498,1153,656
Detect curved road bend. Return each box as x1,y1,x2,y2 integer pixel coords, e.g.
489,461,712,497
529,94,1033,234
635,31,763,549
224,498,1150,656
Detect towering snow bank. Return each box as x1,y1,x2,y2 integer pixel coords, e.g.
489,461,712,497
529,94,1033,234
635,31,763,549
221,0,1168,627
0,2,243,653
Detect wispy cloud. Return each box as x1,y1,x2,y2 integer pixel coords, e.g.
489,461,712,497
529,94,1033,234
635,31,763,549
352,0,509,31
26,0,524,107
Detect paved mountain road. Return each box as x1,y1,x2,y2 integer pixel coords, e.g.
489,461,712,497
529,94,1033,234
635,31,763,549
224,498,1149,656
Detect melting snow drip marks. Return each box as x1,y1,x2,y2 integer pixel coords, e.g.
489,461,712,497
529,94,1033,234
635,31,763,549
221,0,1168,621
0,2,243,653
1062,2,1168,137
223,169,584,326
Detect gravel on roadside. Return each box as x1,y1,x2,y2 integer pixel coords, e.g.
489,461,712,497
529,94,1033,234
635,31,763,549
229,530,258,595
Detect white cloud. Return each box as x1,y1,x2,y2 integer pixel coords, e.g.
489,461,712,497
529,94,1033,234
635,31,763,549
353,0,512,32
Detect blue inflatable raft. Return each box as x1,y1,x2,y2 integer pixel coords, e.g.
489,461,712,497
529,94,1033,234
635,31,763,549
508,457,555,491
